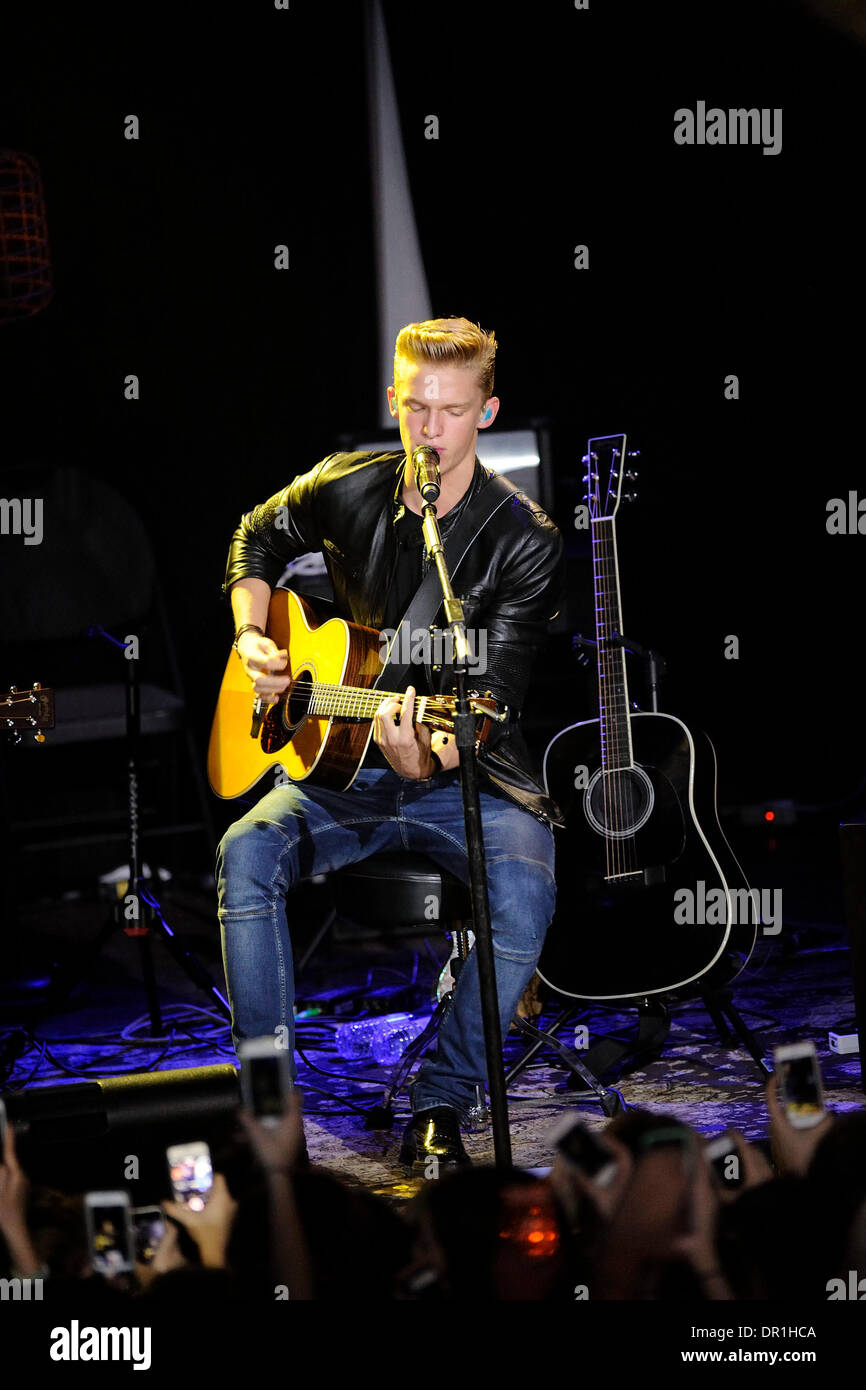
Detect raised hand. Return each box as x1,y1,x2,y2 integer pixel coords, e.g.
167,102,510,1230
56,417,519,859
161,1173,238,1270
765,1072,833,1176
0,1123,41,1277
239,1089,305,1175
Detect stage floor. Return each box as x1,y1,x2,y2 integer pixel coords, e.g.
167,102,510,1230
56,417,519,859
2,822,862,1199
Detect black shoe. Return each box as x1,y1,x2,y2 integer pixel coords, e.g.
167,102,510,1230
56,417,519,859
399,1106,471,1174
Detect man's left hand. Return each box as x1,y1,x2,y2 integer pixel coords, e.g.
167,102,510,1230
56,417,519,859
373,686,434,779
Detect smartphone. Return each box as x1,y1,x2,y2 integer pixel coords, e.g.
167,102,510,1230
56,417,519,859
547,1114,618,1187
131,1205,166,1264
704,1132,744,1188
84,1191,134,1276
774,1041,825,1129
166,1140,213,1211
239,1035,293,1127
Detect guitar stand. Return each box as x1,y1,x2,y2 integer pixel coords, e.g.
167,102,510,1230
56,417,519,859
509,1012,626,1117
503,1001,631,1116
700,986,771,1079
561,998,672,1095
503,985,769,1117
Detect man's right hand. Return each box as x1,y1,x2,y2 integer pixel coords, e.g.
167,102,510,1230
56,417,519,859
237,631,290,703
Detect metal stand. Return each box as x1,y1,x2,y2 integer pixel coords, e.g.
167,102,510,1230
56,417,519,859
367,923,489,1128
508,1012,626,1117
700,987,771,1079
418,470,512,1170
506,986,769,1102
0,628,230,1088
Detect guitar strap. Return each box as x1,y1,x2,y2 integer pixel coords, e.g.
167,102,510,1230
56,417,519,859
374,470,518,692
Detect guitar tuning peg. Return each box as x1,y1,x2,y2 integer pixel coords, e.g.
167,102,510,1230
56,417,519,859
32,681,41,690
622,491,638,503
627,450,640,457
9,686,17,694
625,469,639,480
34,732,46,743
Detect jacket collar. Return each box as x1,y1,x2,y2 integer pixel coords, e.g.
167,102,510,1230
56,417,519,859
391,455,489,532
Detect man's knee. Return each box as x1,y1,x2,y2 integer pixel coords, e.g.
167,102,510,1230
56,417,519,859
217,818,289,904
488,856,556,960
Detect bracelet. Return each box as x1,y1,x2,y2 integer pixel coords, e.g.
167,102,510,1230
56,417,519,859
233,623,264,652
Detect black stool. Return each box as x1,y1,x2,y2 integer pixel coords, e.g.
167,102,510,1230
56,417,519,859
331,850,472,937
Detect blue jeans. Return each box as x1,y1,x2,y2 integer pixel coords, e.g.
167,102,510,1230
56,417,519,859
216,766,556,1122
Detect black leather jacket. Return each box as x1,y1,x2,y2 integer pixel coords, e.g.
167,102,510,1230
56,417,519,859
222,450,565,825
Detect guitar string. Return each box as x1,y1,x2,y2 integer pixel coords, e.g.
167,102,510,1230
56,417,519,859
601,517,624,878
611,509,638,878
279,679,461,728
290,681,452,718
604,522,626,879
593,515,616,882
596,509,637,881
604,513,636,879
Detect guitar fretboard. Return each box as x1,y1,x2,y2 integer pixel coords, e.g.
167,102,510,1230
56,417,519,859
592,517,634,772
299,683,448,722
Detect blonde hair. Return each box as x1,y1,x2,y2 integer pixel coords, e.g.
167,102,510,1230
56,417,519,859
393,316,497,401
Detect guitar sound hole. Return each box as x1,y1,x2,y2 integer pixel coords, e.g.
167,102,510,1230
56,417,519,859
285,669,313,730
584,765,654,838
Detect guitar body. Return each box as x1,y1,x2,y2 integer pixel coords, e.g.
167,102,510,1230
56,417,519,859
537,711,758,1002
208,589,383,798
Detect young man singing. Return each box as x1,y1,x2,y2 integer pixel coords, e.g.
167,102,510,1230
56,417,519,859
218,316,564,1168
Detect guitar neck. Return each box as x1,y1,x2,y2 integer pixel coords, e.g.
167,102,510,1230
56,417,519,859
307,683,449,722
592,515,634,769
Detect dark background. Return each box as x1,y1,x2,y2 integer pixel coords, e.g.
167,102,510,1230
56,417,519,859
1,0,864,891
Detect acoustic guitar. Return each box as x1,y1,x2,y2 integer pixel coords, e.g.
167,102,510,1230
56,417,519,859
537,436,758,1002
208,588,501,798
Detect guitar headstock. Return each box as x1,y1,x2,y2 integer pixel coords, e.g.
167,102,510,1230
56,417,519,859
583,433,640,523
3,684,55,744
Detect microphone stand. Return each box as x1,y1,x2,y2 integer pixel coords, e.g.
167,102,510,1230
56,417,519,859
418,471,513,1171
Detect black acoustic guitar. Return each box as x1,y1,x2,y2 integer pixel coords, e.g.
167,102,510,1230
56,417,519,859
537,437,757,1002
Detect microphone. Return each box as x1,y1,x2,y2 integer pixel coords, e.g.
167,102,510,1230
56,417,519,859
412,445,441,503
